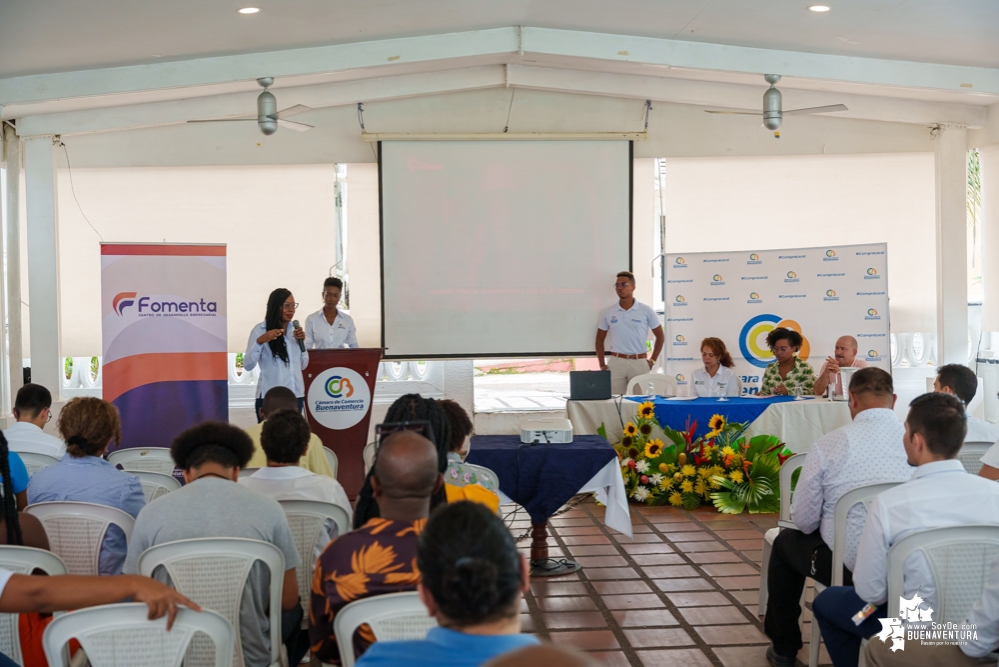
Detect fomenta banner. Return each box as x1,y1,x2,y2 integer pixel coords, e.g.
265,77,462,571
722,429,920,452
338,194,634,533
101,244,228,448
663,243,890,394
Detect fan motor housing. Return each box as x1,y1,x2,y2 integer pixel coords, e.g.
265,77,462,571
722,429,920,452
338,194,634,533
763,86,782,130
257,90,278,135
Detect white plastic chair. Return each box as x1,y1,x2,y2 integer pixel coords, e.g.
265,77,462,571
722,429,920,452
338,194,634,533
627,373,677,397
17,452,61,477
241,468,260,478
363,441,376,475
808,482,902,667
323,447,339,479
132,471,182,503
887,525,999,622
759,453,806,616
24,501,135,576
137,537,286,667
0,546,67,665
958,441,993,476
279,500,351,629
463,463,500,491
332,591,436,667
107,448,176,476
42,603,233,667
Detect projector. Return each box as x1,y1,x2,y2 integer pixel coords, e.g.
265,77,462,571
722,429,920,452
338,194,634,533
520,418,574,444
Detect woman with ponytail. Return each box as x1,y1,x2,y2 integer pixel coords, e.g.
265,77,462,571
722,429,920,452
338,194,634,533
27,398,144,575
0,433,46,550
355,501,538,667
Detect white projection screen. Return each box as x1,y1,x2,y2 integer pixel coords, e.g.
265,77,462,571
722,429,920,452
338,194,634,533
379,140,632,359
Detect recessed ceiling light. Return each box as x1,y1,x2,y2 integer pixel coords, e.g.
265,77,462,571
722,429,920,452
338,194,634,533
238,7,260,14
808,4,831,11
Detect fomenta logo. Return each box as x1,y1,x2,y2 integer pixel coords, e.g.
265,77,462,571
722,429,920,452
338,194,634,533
114,292,217,316
113,292,137,316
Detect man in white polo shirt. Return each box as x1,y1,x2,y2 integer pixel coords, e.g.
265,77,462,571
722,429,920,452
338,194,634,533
596,271,664,395
3,384,65,459
304,277,358,350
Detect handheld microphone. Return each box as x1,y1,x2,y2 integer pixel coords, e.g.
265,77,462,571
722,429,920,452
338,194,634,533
292,319,305,353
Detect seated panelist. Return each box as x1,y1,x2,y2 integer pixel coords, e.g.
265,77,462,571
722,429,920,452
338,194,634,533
813,335,868,397
691,338,740,397
759,327,816,397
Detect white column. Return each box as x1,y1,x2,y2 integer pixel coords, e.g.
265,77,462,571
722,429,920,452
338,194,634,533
981,144,999,333
934,124,969,365
23,136,62,398
3,126,23,406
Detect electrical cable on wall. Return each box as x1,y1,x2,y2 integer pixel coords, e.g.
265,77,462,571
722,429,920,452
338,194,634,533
644,99,652,131
59,140,104,242
503,88,517,133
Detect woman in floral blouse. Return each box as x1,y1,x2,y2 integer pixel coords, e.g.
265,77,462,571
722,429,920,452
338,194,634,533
438,399,499,492
759,327,817,396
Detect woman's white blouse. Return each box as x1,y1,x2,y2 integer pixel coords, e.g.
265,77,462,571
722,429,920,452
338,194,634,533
691,365,740,397
244,321,309,398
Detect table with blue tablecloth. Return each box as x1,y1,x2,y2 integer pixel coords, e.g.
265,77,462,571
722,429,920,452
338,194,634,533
566,395,851,452
466,434,632,574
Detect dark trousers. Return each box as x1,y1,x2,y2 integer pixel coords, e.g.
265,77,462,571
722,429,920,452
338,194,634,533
282,602,309,665
763,528,854,657
0,652,17,667
255,397,305,423
812,585,887,667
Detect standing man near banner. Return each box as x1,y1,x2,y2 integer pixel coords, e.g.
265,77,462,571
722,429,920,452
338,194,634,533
244,289,309,421
304,277,359,349
596,271,665,395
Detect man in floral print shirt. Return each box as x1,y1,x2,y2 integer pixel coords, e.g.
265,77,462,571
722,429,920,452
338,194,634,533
759,327,817,396
310,430,442,664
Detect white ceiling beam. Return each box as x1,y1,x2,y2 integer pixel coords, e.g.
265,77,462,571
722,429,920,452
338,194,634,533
522,27,999,96
2,27,998,113
16,67,506,137
507,66,988,128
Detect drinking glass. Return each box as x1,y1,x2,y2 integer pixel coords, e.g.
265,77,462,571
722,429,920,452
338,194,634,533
716,382,728,402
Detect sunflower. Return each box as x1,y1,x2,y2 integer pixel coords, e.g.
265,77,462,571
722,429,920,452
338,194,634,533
624,422,638,437
681,464,696,477
680,479,694,493
644,439,664,459
668,491,683,507
628,447,640,459
729,470,744,484
705,414,727,438
622,436,633,448
639,423,653,436
638,401,656,419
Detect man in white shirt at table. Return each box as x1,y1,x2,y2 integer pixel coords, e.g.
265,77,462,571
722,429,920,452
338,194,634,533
933,364,999,444
3,384,65,459
811,392,999,667
304,277,359,350
763,367,913,666
812,335,868,397
595,271,664,396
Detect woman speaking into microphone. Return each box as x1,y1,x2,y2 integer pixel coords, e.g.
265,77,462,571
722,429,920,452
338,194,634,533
243,288,308,421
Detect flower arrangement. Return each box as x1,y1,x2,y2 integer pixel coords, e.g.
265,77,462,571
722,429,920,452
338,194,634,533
608,402,794,514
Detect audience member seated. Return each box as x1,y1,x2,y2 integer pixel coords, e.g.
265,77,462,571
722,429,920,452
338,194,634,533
863,556,999,666
813,336,868,397
245,386,334,477
811,392,999,667
355,501,538,667
764,368,913,666
353,394,499,530
239,409,352,559
27,398,144,575
0,434,47,550
438,399,497,492
934,363,999,443
310,429,441,664
124,422,305,667
692,337,740,397
759,327,816,396
483,645,601,667
0,568,198,666
3,384,65,459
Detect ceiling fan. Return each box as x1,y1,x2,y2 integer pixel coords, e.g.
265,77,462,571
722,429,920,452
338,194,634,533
188,77,314,135
705,74,848,133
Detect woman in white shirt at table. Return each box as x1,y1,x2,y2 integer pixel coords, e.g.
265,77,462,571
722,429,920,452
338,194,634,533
244,288,308,421
691,337,740,398
304,277,359,349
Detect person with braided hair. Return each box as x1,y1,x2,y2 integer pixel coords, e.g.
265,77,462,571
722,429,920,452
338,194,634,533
355,501,538,667
352,394,497,530
0,433,46,551
27,398,144,576
244,288,308,422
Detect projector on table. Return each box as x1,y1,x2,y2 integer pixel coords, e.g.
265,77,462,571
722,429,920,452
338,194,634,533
520,418,574,444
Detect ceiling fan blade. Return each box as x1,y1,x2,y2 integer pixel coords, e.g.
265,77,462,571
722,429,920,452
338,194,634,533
275,104,313,119
187,118,256,124
277,118,314,132
704,109,760,115
783,104,849,116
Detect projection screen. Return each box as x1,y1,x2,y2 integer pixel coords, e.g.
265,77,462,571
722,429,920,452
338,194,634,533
379,140,632,359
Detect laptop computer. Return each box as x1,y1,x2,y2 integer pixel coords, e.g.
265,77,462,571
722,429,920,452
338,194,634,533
570,370,612,400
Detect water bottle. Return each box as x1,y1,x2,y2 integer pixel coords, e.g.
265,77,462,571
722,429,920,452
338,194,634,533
647,381,656,398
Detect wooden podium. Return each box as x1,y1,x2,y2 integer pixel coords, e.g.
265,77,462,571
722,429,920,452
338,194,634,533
302,348,383,497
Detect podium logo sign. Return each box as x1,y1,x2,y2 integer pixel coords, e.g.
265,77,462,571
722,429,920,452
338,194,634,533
308,367,371,430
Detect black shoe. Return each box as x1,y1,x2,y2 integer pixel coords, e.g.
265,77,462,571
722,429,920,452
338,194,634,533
766,646,797,667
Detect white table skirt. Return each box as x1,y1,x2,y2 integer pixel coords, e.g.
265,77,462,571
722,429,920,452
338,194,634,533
496,457,633,539
567,397,852,455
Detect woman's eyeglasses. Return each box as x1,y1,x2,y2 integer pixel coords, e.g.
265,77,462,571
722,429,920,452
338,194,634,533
282,302,299,310
375,420,435,445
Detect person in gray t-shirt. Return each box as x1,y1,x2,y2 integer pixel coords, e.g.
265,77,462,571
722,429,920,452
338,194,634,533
124,422,304,667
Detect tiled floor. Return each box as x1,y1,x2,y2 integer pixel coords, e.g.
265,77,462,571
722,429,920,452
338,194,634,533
512,499,831,667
